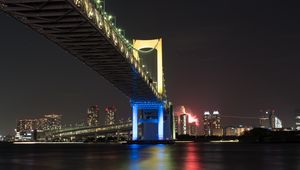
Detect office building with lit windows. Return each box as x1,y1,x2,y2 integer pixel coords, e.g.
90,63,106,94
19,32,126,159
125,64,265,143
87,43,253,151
87,105,100,126
203,111,222,136
259,110,282,130
203,111,211,136
174,115,179,134
104,106,116,125
178,114,189,135
295,110,300,130
44,114,62,130
16,113,62,141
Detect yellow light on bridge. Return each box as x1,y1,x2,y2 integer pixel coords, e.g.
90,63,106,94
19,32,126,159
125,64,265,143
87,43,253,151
132,39,164,95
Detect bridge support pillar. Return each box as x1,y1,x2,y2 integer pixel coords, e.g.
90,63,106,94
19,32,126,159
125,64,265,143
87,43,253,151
131,101,171,141
158,104,164,140
132,104,138,141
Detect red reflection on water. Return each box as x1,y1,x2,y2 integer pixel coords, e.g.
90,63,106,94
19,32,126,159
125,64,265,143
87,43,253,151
184,143,203,170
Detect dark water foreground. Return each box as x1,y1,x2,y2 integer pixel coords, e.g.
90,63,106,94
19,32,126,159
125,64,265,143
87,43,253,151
0,143,299,170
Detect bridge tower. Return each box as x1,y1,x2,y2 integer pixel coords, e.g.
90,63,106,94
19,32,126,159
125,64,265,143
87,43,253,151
131,39,174,141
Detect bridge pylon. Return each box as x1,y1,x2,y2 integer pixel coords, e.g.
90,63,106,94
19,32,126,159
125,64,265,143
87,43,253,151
131,101,174,141
130,38,174,142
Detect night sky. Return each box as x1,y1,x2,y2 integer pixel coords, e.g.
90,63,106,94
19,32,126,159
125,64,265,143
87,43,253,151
1,0,300,134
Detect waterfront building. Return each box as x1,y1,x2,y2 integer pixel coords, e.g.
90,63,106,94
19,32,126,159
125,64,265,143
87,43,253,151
104,106,116,125
236,126,253,136
296,110,300,130
224,126,252,136
189,122,199,136
17,119,37,132
17,115,62,132
87,105,100,126
225,127,236,136
203,111,211,136
259,110,282,130
174,115,179,134
212,128,223,136
36,118,48,130
259,116,269,128
274,117,283,129
211,111,221,129
203,111,222,136
44,114,62,130
178,114,189,135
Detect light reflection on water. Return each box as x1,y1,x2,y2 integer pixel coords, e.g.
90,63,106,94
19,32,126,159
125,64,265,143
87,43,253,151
184,143,203,170
0,143,299,170
129,144,173,170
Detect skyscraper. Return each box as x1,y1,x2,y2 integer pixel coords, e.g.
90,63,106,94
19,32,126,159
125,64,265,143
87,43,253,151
17,114,62,132
87,105,100,126
203,111,211,136
44,114,62,130
203,111,222,136
211,111,222,136
174,115,179,134
259,110,282,130
104,106,116,125
259,116,269,128
211,111,221,129
178,114,189,135
189,122,199,136
17,119,37,133
295,110,300,130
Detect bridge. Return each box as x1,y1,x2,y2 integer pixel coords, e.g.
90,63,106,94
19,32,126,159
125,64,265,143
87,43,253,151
47,122,132,139
1,0,175,141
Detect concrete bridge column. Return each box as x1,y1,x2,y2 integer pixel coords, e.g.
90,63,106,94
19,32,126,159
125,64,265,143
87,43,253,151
131,101,167,141
132,104,139,141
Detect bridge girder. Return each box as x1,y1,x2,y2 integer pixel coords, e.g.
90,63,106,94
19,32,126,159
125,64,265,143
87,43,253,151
1,0,165,101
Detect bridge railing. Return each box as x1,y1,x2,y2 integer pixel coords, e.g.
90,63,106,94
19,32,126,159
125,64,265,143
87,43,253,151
70,0,162,99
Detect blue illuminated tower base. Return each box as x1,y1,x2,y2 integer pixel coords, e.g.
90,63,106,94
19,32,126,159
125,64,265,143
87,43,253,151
131,101,173,141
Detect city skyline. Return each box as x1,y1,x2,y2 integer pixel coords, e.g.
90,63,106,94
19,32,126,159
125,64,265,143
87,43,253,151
0,1,299,170
1,0,300,134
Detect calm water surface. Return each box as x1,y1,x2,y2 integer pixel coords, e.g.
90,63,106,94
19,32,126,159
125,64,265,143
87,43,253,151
0,143,299,170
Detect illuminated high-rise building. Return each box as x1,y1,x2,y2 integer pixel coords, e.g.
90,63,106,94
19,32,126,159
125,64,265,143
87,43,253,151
178,114,189,135
87,105,100,126
36,118,47,130
259,116,269,128
295,110,300,131
259,110,281,130
17,119,37,132
189,122,199,136
203,111,211,136
211,111,221,129
274,117,283,129
104,106,116,125
203,111,222,136
16,114,62,141
17,114,62,132
44,114,62,130
174,115,179,134
176,106,199,136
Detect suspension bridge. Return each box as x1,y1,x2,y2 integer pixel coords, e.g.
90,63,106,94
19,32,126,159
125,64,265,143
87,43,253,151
0,0,174,141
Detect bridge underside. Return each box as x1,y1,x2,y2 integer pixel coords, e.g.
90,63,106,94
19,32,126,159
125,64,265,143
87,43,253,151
0,0,159,101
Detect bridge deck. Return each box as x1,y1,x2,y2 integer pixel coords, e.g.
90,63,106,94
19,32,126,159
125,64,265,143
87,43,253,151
1,0,162,101
48,123,132,137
